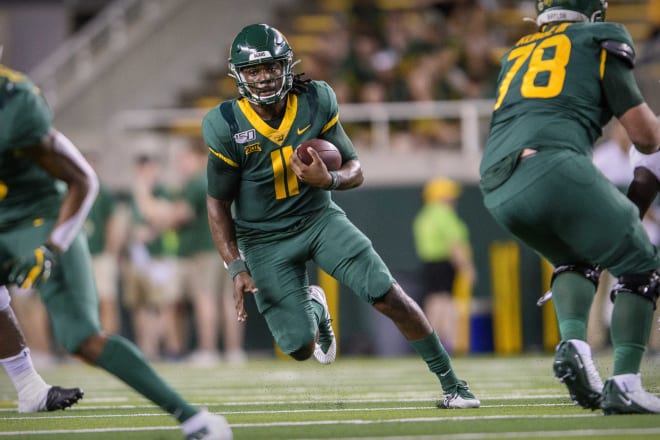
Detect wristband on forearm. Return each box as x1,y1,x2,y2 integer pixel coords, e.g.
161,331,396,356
325,171,341,191
227,259,249,278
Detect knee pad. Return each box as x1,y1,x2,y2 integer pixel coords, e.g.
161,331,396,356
551,264,602,289
610,270,660,308
0,286,10,311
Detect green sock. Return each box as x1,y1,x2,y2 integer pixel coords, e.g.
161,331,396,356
409,332,458,390
551,272,596,341
611,292,653,375
97,335,197,423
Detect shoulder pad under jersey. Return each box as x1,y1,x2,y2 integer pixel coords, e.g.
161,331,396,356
601,40,635,68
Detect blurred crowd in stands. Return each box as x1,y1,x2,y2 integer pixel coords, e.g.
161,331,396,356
209,0,659,150
328,0,503,150
204,1,509,150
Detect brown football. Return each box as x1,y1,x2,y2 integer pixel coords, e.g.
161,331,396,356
296,139,341,171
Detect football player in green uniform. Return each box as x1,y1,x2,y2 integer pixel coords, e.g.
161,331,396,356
0,64,232,439
480,0,660,414
0,49,82,414
204,23,479,409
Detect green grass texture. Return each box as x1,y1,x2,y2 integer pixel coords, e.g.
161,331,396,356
1,352,659,439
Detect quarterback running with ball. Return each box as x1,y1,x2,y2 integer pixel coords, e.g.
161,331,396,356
203,23,480,409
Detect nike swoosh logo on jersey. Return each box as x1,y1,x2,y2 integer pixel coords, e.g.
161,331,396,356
297,124,311,135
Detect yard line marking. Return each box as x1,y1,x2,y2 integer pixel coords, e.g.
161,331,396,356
0,401,576,419
229,413,599,428
0,414,628,437
0,427,179,436
0,395,573,413
0,403,573,421
296,428,660,440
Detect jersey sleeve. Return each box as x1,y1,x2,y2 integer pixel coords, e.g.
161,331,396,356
601,52,644,118
596,23,644,117
11,86,52,149
594,23,635,50
313,81,359,162
202,107,242,201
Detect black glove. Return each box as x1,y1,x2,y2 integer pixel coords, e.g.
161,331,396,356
6,244,58,290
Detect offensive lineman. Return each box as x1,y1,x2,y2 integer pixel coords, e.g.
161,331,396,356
0,62,231,439
203,23,479,409
479,0,660,414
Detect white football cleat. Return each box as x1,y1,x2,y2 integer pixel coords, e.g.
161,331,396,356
602,373,660,415
309,285,336,365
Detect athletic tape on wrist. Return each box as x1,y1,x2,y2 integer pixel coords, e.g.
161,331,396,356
227,259,249,278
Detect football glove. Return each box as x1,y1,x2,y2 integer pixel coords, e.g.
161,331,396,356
6,245,58,290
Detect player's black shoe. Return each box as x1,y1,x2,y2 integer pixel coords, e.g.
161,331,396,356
45,386,84,411
553,340,603,410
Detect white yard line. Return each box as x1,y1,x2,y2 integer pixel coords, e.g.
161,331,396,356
0,418,658,439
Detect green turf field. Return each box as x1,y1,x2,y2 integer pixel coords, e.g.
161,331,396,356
1,352,659,439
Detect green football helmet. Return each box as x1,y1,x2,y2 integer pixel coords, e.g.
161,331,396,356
536,0,608,27
228,24,294,105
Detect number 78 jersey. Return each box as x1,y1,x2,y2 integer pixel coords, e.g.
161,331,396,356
482,22,636,172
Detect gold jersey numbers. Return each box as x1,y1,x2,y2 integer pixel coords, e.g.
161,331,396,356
494,26,572,110
270,146,299,200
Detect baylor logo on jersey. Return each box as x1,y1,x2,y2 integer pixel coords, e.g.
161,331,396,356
244,143,262,156
234,129,256,144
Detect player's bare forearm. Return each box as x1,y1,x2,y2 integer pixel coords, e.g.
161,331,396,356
206,195,242,263
206,196,257,321
27,131,98,252
620,104,660,154
335,159,364,190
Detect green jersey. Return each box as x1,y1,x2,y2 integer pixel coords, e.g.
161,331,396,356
85,185,116,255
203,80,358,240
176,171,215,257
480,22,643,190
0,65,62,228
